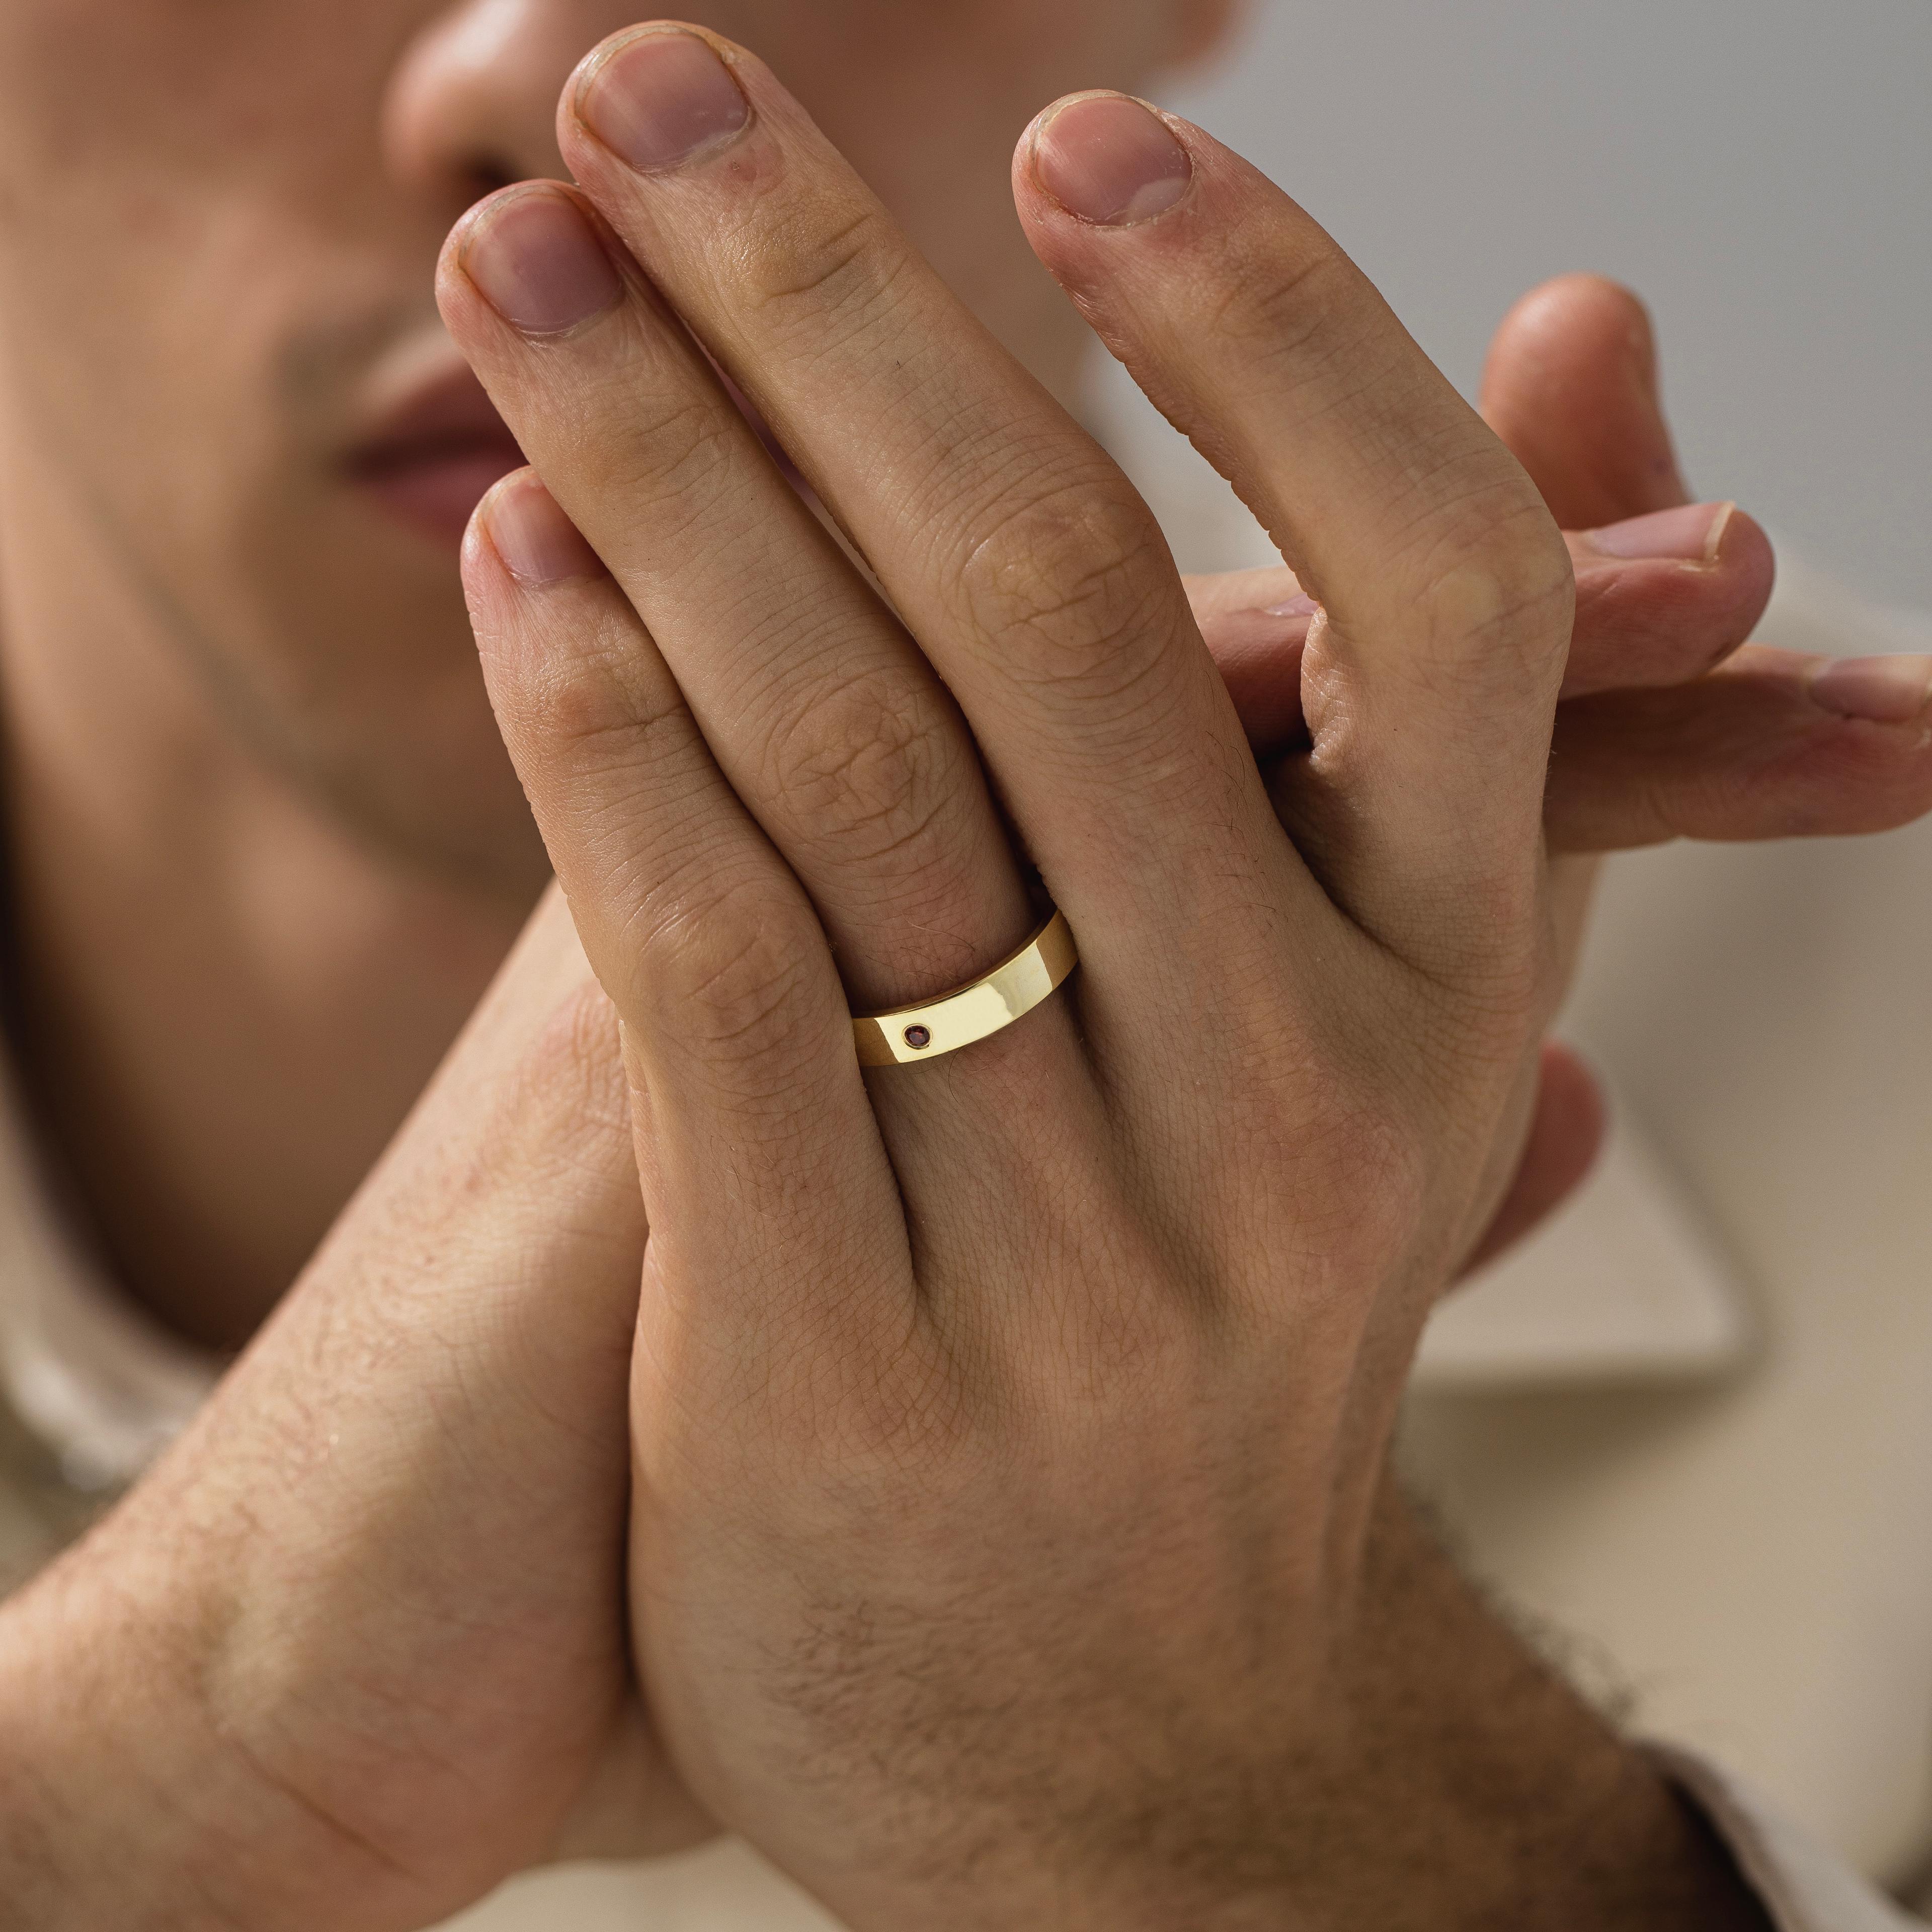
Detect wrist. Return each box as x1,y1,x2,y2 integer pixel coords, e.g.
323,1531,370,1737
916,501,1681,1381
826,1490,1768,1932
0,1527,387,1932
1251,1489,1772,1932
0,1542,276,1927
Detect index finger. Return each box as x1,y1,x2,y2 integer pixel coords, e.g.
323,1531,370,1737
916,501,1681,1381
1018,94,1575,971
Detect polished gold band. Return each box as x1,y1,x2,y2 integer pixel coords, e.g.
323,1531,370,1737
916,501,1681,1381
852,908,1079,1067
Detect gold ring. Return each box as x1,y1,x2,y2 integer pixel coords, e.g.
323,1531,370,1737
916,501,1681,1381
852,909,1079,1067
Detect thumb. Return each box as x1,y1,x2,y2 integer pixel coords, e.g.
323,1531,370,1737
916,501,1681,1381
1482,273,1691,527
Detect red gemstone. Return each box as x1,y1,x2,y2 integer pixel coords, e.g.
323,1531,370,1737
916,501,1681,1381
903,1025,932,1051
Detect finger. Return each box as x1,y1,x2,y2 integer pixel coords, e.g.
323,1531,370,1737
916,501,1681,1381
1454,1043,1606,1279
1016,94,1572,963
462,471,900,1355
1563,504,1773,697
552,27,1316,1009
1481,274,1691,528
437,181,1029,1018
1191,505,1774,760
1544,647,1932,851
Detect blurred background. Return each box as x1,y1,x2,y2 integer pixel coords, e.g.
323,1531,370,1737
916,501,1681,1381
1110,0,1929,619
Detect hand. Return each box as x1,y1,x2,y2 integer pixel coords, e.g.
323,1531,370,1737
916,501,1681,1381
0,893,710,1930
439,30,1857,1927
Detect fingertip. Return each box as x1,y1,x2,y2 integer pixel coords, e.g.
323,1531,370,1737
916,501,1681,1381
1020,92,1195,230
1809,653,1932,727
1564,505,1777,696
472,468,606,591
1484,273,1687,528
1483,274,1656,407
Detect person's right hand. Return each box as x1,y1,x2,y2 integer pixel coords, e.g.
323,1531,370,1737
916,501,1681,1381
0,891,711,1931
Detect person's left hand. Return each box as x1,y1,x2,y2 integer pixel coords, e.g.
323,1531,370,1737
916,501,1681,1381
436,27,1927,1926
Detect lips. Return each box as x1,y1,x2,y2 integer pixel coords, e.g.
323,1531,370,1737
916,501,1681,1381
343,357,525,548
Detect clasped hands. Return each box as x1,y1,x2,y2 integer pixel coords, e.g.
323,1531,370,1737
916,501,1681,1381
10,23,1931,1932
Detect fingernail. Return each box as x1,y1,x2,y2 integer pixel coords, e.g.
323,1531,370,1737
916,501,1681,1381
1809,655,1932,725
1031,94,1192,227
578,28,751,174
481,472,603,585
1580,501,1733,564
461,188,622,336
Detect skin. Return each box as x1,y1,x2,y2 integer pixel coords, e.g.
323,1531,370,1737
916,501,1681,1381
0,2,1928,1927
0,252,1861,1928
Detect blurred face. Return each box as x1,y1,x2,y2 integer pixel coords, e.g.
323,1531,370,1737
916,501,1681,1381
0,1,1218,889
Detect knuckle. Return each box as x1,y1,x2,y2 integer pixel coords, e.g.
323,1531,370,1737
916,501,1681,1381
1219,241,1373,383
740,196,906,349
1406,493,1575,686
586,389,741,540
950,468,1182,715
758,667,974,882
518,629,697,816
632,874,827,1068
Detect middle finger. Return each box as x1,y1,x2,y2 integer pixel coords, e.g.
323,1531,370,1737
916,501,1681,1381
552,24,1322,1034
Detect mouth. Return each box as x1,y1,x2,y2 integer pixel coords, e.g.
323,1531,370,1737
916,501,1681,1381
342,347,525,548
